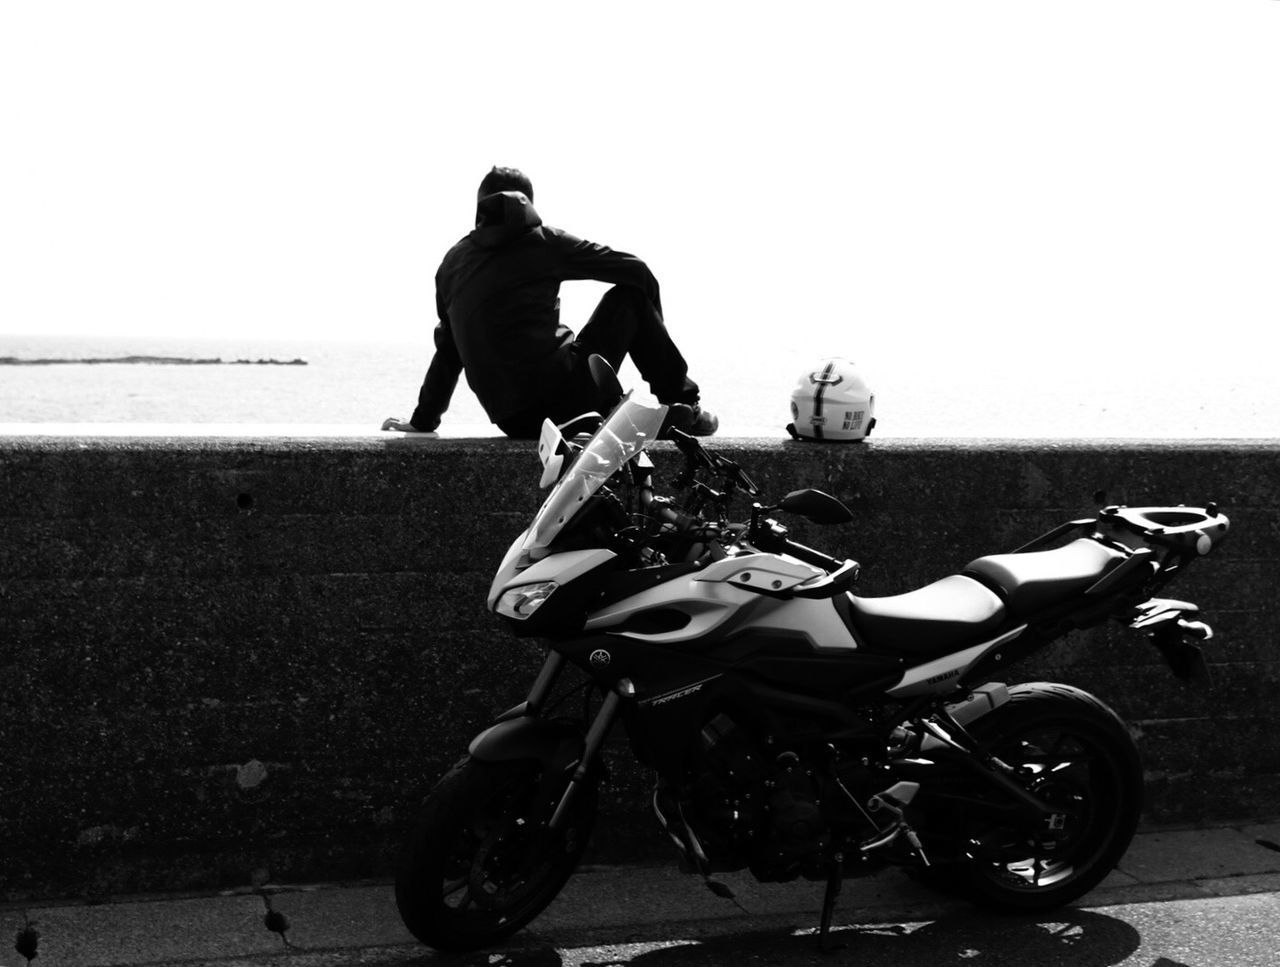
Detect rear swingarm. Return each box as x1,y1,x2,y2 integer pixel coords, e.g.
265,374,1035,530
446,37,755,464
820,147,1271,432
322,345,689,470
894,713,1066,819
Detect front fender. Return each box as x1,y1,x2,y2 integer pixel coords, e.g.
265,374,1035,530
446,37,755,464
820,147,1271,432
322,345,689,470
468,716,585,769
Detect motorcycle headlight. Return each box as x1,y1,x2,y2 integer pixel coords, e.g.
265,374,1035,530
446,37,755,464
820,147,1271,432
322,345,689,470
496,582,558,620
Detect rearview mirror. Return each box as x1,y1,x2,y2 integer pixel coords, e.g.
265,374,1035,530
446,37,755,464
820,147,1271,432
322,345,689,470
778,489,853,525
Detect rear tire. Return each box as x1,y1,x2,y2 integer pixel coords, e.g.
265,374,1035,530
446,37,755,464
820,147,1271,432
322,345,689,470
395,755,597,951
937,682,1143,912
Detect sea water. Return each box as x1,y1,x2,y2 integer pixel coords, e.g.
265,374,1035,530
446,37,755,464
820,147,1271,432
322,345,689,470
1,332,1276,438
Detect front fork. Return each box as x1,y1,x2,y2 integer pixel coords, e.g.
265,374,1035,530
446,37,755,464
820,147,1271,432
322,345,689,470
549,690,621,829
497,649,567,722
498,649,623,832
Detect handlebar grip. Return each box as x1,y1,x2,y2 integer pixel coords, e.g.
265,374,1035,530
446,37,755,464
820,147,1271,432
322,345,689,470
784,539,844,573
656,505,699,532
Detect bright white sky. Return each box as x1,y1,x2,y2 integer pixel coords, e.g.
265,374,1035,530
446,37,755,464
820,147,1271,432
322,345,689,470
2,1,1277,381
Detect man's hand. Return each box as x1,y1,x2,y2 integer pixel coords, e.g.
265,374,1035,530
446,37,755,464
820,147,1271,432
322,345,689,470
381,417,438,437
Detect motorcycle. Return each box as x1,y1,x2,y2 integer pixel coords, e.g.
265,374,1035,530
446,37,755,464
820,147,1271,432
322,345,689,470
395,366,1229,953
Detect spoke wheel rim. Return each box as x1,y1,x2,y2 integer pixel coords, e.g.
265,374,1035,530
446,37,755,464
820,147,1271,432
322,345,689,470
432,766,589,925
976,724,1119,894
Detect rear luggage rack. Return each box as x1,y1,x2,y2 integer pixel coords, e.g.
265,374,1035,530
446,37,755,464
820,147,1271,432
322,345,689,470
1012,504,1229,559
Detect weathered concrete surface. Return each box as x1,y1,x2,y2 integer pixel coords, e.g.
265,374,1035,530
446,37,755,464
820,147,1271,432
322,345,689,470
7,824,1280,966
1,432,1277,901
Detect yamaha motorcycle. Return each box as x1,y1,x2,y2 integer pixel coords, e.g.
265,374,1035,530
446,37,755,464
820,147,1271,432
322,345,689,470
395,374,1229,952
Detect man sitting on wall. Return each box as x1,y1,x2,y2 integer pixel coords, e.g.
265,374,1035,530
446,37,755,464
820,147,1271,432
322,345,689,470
382,166,717,438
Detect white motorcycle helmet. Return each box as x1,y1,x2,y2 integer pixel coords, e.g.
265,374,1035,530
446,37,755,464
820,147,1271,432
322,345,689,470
787,358,876,442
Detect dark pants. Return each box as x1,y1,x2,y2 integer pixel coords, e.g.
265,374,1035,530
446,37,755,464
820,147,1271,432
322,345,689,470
497,286,699,438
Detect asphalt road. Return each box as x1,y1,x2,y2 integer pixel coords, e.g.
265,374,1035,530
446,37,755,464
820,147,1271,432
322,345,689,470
12,826,1279,967
85,890,1279,967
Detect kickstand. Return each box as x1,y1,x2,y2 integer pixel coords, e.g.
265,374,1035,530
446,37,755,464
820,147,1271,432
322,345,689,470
818,865,844,953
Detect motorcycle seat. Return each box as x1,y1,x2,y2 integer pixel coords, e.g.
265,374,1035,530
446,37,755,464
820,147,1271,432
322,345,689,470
963,537,1128,616
844,574,1007,655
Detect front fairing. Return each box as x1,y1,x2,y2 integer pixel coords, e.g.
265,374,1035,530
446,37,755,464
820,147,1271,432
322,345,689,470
486,394,667,609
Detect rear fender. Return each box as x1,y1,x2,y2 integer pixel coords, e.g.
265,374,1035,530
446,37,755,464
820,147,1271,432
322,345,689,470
1129,598,1213,684
1128,597,1200,626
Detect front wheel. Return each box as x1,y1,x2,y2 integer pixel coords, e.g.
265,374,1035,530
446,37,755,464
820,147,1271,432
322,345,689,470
938,682,1143,912
395,755,597,952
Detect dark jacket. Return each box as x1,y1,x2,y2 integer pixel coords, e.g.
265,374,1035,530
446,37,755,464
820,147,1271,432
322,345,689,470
410,191,661,430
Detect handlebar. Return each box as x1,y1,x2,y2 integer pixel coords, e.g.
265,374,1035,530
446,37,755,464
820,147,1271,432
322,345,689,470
744,511,840,567
790,557,861,599
649,497,702,534
625,447,859,594
666,427,760,497
781,537,846,573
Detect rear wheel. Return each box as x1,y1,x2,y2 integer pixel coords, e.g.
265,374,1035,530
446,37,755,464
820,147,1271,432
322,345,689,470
395,756,597,951
935,682,1143,911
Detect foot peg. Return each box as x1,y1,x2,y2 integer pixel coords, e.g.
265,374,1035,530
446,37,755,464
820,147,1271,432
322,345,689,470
867,781,920,813
866,781,931,868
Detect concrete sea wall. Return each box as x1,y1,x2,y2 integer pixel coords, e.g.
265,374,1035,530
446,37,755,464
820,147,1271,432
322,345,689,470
1,433,1277,901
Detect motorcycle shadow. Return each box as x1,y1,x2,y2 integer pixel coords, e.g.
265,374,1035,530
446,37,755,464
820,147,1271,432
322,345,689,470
411,908,1142,967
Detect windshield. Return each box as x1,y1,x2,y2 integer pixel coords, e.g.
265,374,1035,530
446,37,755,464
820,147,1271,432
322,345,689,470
522,393,667,558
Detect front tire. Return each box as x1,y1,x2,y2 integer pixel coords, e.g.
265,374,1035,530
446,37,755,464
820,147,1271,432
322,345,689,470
395,755,597,952
942,682,1143,912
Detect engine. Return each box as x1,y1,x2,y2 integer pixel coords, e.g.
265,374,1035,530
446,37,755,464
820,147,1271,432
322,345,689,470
668,712,838,882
